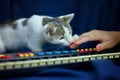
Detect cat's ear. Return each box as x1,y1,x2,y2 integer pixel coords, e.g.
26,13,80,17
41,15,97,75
42,17,52,26
60,13,74,23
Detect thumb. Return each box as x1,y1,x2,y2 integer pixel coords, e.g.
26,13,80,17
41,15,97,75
96,41,113,52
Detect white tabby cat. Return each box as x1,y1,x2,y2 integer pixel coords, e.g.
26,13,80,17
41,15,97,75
0,13,78,53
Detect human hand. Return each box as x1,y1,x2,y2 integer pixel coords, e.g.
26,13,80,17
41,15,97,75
69,30,120,52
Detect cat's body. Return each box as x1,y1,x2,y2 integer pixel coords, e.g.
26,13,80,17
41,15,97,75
0,14,78,53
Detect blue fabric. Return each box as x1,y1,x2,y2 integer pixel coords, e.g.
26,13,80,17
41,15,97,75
0,0,120,80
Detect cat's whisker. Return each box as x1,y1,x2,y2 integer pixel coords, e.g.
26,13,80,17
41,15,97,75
61,46,65,50
56,45,63,50
57,45,65,51
54,45,63,50
52,45,62,50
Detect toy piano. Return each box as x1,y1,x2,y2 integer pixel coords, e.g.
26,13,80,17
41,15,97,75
0,48,120,77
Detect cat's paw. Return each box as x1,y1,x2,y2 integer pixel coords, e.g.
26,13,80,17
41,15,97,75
72,34,79,41
28,44,42,52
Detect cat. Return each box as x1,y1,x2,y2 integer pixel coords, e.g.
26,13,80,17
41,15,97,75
0,13,79,53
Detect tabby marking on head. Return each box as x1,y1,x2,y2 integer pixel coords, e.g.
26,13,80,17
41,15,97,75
42,13,75,45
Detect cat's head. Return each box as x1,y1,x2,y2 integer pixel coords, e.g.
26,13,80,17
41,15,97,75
42,13,74,46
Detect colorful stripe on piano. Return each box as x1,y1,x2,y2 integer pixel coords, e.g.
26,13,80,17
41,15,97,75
0,48,97,59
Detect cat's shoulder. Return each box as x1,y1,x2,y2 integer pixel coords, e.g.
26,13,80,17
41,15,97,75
29,14,53,21
27,14,53,26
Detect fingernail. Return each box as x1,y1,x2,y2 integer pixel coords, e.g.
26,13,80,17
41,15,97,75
74,40,79,44
69,44,75,49
96,45,102,52
69,42,73,46
69,42,73,47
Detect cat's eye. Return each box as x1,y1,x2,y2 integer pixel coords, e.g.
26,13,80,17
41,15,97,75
60,37,64,39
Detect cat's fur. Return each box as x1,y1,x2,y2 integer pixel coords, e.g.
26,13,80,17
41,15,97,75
0,13,78,53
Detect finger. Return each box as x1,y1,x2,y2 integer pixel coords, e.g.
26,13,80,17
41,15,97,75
69,30,103,49
96,41,114,52
69,44,79,49
69,41,79,49
78,32,90,39
69,35,99,49
69,33,89,49
74,34,100,45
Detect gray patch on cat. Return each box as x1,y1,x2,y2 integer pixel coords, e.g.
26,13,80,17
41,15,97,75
64,22,72,34
47,22,65,40
54,26,65,38
5,20,15,25
42,18,55,26
42,17,67,26
56,18,72,34
46,24,65,42
12,23,17,29
22,19,28,26
42,17,71,28
0,20,17,30
43,17,72,39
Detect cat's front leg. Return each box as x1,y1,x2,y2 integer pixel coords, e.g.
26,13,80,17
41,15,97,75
27,30,43,52
27,42,42,52
27,38,42,52
0,39,6,53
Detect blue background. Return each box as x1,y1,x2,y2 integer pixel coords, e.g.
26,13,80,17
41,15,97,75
0,0,120,80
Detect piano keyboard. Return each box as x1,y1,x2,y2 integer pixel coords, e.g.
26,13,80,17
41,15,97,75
0,48,120,76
